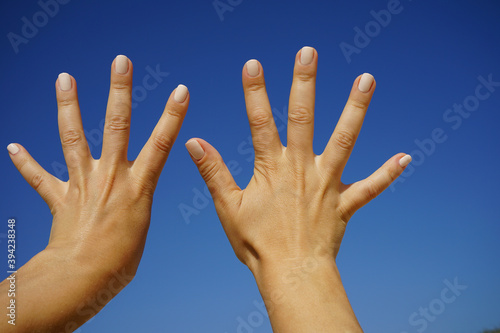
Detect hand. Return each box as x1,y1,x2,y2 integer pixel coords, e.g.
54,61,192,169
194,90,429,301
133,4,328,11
2,55,189,332
186,47,411,331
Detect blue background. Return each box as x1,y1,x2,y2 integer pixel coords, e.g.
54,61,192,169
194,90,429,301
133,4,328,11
1,0,499,332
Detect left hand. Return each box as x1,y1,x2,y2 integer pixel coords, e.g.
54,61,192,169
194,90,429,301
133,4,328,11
3,55,189,331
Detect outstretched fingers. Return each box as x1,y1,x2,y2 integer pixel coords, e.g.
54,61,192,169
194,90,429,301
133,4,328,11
287,46,318,159
132,85,189,191
7,143,65,210
320,74,375,180
56,73,92,179
339,153,412,220
185,138,240,216
242,60,282,163
101,55,133,164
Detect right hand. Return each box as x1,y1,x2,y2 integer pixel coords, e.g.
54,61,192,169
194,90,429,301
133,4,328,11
185,47,411,271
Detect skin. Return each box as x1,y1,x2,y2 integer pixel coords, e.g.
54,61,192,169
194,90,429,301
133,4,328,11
186,47,410,332
0,56,189,332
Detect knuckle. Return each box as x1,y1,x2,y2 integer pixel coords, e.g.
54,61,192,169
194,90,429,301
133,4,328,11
249,109,273,129
61,129,84,146
295,71,316,83
57,97,75,108
288,106,313,125
363,179,380,201
112,80,131,91
199,161,220,185
30,173,44,191
165,105,186,120
152,134,173,153
16,156,29,174
106,115,130,132
333,129,356,151
245,80,266,93
347,98,369,112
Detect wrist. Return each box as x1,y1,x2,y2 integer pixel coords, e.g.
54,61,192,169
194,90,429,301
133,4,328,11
36,247,136,310
249,254,362,332
247,242,336,279
250,253,337,311
251,254,337,290
1,248,134,331
43,238,139,286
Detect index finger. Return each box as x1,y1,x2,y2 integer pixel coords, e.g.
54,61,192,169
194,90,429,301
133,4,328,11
132,85,189,188
320,73,375,180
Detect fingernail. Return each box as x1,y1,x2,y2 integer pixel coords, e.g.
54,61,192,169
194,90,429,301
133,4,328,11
300,46,314,65
7,143,19,155
185,140,205,160
358,73,374,93
115,55,129,74
399,154,412,167
246,59,259,77
58,73,71,91
174,84,188,103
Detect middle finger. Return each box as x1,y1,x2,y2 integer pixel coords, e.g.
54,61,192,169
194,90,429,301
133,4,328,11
287,46,318,160
101,55,133,164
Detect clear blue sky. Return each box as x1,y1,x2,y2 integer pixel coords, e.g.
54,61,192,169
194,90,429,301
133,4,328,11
1,0,499,332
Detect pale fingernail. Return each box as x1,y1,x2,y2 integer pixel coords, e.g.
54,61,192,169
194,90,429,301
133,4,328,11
358,73,374,93
300,46,314,65
58,73,71,91
174,84,188,103
185,140,205,160
115,55,129,74
246,59,259,77
7,143,20,155
399,154,412,167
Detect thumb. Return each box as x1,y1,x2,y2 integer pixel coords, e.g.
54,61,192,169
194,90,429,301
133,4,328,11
185,138,240,208
339,153,412,220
